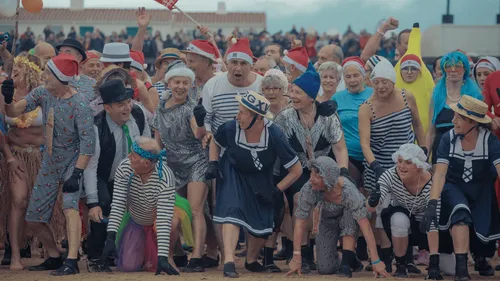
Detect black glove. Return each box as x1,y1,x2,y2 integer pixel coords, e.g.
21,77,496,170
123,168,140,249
420,146,428,157
368,189,381,208
62,168,83,193
420,199,439,233
155,256,180,275
369,160,385,181
316,100,338,117
101,232,117,258
1,79,14,104
205,161,219,180
340,167,355,185
193,98,206,127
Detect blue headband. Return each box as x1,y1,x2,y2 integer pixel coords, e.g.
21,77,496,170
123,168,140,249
457,103,485,119
132,142,167,180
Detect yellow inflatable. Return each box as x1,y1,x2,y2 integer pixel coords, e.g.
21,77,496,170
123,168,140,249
395,23,434,134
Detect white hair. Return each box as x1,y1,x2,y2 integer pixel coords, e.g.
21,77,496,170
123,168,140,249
392,144,431,171
261,69,288,94
318,61,342,82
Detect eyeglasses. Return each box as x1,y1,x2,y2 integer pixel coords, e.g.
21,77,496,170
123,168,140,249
401,67,419,73
263,87,283,92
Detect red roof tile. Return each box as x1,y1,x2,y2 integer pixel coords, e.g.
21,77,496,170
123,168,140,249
0,8,265,24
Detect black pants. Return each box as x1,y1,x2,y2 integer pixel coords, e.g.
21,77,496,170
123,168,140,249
87,179,114,259
381,205,429,251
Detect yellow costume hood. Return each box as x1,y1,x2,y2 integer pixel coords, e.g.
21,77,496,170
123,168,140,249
395,23,434,134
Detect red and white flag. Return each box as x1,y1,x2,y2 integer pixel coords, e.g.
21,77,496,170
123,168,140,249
155,0,179,10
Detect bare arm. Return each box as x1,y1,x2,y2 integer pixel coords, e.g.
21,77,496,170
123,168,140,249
429,163,448,200
154,129,163,149
426,101,436,152
360,18,399,62
136,79,158,113
75,155,92,170
131,7,151,52
406,91,426,146
358,217,381,262
190,116,206,140
5,100,28,118
358,103,376,164
332,135,349,169
293,218,307,252
277,162,302,192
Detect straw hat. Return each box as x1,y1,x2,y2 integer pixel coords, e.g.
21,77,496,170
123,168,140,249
449,95,492,124
235,91,274,119
155,48,182,69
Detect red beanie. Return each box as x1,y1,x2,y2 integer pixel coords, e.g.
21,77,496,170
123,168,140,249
401,54,422,70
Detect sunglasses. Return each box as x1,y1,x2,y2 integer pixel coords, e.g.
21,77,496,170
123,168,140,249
401,66,419,73
444,61,464,72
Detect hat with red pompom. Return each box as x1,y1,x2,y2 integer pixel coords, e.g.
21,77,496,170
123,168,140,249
182,39,220,63
282,47,309,73
400,54,422,70
226,38,254,65
46,53,79,84
130,50,147,71
342,56,366,76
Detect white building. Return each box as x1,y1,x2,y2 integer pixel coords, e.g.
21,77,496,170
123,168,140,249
0,1,266,39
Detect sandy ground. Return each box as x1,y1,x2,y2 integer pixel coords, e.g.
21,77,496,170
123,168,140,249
0,254,498,281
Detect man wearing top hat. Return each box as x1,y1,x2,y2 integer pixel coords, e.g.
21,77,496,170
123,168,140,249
85,79,151,266
56,38,97,103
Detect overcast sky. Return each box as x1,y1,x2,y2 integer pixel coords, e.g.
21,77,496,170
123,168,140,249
38,0,500,33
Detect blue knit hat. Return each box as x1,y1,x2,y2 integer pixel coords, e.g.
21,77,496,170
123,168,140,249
293,62,321,100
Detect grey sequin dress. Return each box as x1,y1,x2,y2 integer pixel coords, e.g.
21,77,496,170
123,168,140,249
152,98,208,189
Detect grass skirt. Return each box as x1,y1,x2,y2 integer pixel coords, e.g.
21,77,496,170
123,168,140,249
0,146,66,245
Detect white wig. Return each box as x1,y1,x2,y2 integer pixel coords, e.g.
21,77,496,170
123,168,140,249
392,143,431,171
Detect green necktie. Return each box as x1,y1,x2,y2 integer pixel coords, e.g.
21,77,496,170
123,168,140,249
122,124,132,153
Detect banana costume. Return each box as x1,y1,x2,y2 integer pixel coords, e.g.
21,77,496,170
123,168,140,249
395,24,434,134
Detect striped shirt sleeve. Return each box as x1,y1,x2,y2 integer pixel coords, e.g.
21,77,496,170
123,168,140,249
201,78,215,132
107,159,131,234
156,167,176,257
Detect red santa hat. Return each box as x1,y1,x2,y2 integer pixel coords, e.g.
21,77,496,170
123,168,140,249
46,53,79,84
400,54,422,70
342,56,366,76
282,47,309,73
81,51,100,65
226,38,254,65
182,40,220,62
130,50,147,71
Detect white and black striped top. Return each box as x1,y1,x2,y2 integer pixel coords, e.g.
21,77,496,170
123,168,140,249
378,167,440,230
107,158,176,257
363,90,415,190
201,73,263,133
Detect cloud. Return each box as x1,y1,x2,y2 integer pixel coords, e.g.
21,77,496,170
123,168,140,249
360,0,415,10
42,0,341,16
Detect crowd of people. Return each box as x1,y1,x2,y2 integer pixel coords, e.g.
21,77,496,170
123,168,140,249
1,21,398,75
1,7,500,281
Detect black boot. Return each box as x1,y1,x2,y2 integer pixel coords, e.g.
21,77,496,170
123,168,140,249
183,257,205,273
381,247,394,273
274,237,292,261
394,256,408,278
496,264,500,271
306,240,317,271
455,253,470,281
338,250,355,278
28,256,64,271
20,242,32,258
50,258,79,276
223,262,239,278
474,256,494,276
263,247,281,273
356,237,368,261
406,245,421,274
1,242,11,265
351,256,364,272
173,255,188,268
426,254,444,280
300,245,311,274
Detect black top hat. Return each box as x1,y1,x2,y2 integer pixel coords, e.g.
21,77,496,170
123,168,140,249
56,38,87,62
99,80,134,105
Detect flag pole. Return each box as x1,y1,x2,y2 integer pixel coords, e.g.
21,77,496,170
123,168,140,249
173,5,213,37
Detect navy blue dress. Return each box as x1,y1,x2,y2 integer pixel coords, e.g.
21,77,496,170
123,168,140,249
436,127,500,244
213,119,299,237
